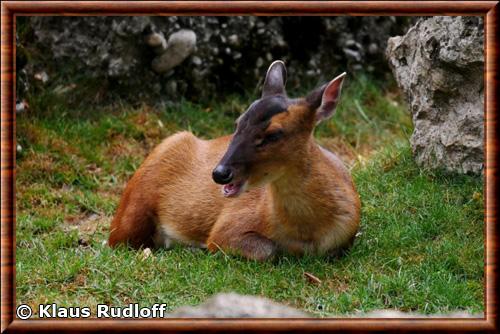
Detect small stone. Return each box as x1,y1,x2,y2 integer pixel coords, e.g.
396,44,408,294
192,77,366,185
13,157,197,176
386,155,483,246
141,248,153,260
276,37,286,48
16,100,28,113
345,39,356,47
152,29,197,73
145,32,167,49
368,43,379,54
192,56,202,66
343,48,362,62
34,71,49,83
108,58,125,77
228,34,239,46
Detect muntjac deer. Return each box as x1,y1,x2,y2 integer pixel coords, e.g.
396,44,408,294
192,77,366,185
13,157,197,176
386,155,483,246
109,61,361,261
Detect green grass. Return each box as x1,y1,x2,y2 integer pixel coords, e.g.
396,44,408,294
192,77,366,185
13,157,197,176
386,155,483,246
16,76,483,317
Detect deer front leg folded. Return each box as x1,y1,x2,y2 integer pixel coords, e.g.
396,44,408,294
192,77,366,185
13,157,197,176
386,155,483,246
207,221,277,261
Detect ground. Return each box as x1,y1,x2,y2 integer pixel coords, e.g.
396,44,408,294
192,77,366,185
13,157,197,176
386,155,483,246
16,76,484,317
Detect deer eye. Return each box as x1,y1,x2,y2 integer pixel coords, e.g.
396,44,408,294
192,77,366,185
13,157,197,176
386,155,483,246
256,130,284,148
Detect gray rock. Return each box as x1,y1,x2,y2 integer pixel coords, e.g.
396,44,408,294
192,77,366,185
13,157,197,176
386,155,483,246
191,56,202,66
152,29,197,73
343,48,362,62
386,16,484,174
16,100,26,113
34,71,49,83
167,293,480,318
228,34,239,46
168,293,308,318
368,43,379,55
18,16,415,104
145,32,168,55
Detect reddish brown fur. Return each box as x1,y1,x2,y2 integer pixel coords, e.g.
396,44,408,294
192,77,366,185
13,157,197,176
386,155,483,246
109,102,360,261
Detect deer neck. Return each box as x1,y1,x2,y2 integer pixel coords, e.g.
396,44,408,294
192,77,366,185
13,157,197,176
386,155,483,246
266,138,327,227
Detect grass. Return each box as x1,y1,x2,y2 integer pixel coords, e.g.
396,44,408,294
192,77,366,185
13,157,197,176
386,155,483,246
16,76,484,317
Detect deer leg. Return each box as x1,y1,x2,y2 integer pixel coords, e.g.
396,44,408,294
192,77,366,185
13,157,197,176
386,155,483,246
328,234,356,258
108,200,156,249
207,230,277,262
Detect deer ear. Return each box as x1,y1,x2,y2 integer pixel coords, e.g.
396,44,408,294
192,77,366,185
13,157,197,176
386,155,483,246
262,60,287,97
306,72,346,124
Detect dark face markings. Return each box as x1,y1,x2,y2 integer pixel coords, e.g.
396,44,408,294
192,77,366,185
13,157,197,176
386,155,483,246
238,96,288,128
218,96,289,168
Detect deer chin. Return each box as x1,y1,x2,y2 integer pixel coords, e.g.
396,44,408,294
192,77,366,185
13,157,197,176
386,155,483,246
222,179,248,198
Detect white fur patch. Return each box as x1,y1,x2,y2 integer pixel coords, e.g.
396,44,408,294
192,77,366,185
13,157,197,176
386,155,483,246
154,223,206,249
153,224,174,249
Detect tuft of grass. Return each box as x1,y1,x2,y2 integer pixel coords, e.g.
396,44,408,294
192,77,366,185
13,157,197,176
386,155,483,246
16,76,483,317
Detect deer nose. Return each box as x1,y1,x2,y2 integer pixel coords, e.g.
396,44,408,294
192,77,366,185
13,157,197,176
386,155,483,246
212,165,233,184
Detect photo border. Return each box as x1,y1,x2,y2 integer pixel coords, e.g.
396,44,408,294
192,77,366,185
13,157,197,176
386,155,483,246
1,1,498,332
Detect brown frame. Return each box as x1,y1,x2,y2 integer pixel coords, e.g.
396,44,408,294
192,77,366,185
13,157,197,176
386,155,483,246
1,1,498,333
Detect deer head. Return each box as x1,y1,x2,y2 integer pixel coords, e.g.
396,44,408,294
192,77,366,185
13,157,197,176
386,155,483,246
213,60,346,197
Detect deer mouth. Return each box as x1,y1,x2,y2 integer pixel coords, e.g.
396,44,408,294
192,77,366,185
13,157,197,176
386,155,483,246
222,179,247,198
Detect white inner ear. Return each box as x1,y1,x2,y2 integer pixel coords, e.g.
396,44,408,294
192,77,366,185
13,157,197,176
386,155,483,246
317,72,346,123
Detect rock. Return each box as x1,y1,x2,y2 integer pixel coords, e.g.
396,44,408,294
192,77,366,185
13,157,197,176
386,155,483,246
343,48,362,63
152,29,197,73
228,34,239,46
18,16,415,105
368,43,379,55
386,16,484,174
168,293,308,318
145,32,167,49
16,99,28,113
167,293,481,318
191,56,202,66
34,71,49,83
145,32,168,56
141,248,153,260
